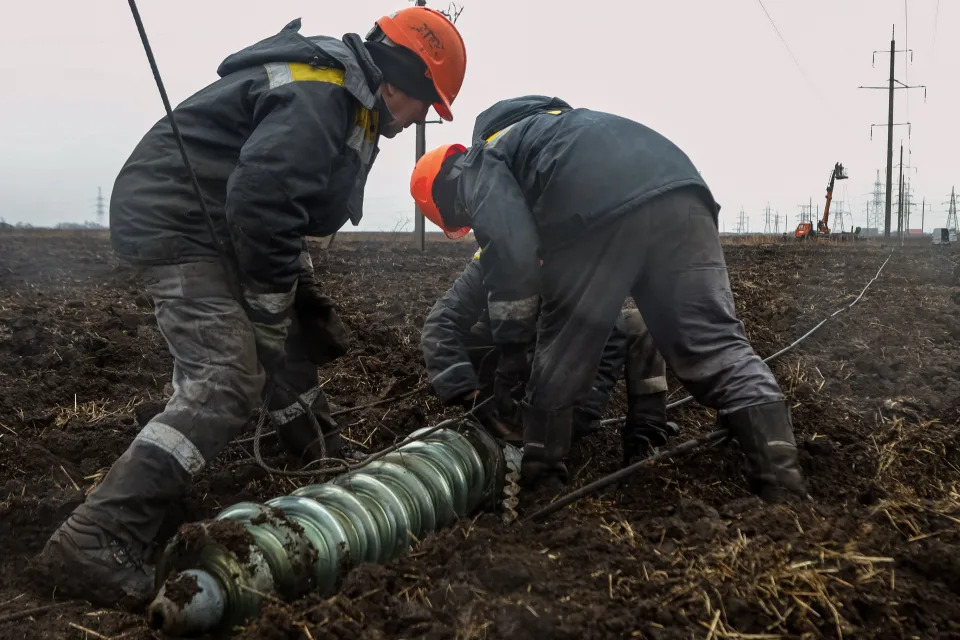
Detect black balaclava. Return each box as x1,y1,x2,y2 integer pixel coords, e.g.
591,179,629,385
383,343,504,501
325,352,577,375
363,40,440,104
432,151,470,229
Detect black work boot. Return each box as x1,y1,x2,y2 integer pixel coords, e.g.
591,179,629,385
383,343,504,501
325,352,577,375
719,400,808,502
571,408,600,443
36,514,155,609
621,391,680,466
274,388,343,462
519,403,573,490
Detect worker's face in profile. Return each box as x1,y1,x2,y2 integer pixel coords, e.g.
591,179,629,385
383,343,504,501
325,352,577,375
379,83,431,138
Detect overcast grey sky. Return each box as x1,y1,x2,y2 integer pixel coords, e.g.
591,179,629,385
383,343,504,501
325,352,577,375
1,1,957,232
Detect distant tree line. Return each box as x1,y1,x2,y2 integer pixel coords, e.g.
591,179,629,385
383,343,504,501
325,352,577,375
0,217,106,230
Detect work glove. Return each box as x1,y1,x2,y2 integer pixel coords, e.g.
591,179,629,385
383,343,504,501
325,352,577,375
493,344,531,426
459,390,522,444
719,400,809,502
294,280,350,366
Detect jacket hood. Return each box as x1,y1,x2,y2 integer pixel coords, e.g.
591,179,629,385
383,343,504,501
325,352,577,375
217,19,382,110
472,95,572,142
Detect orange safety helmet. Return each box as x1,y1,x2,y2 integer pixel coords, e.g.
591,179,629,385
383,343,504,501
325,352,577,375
373,7,466,121
411,143,469,239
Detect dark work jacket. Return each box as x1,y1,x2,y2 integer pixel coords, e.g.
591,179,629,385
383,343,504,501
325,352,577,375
110,19,385,310
421,253,628,417
459,95,719,345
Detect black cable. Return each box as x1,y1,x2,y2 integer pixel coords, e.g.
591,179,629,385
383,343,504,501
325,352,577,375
126,0,339,465
755,0,834,117
600,252,893,426
126,0,242,300
534,252,894,521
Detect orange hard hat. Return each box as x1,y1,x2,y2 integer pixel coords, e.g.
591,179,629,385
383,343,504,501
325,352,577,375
411,143,469,239
374,7,466,121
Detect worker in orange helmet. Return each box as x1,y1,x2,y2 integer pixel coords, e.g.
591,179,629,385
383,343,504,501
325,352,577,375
411,96,807,503
38,8,465,609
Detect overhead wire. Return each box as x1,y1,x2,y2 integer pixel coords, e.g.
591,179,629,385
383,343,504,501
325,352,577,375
755,0,836,118
904,0,911,150
932,0,940,56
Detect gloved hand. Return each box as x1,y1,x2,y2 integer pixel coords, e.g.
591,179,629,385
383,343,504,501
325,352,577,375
294,281,350,366
459,390,522,443
493,344,531,425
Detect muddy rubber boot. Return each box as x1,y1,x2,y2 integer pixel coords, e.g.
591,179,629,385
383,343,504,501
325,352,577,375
519,403,573,490
720,400,808,503
621,391,680,466
274,387,343,462
36,514,154,609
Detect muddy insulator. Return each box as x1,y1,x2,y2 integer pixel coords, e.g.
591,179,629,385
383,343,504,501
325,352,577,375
147,421,510,636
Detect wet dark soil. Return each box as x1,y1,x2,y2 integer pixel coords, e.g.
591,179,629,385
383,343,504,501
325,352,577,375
1,231,958,639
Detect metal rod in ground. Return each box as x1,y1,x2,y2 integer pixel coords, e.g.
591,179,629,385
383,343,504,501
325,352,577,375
526,429,728,522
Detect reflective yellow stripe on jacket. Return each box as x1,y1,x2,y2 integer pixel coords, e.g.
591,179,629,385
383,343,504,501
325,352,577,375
262,62,378,162
484,110,564,147
263,62,345,89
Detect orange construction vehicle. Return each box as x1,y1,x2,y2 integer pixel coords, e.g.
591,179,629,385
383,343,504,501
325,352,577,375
796,162,848,239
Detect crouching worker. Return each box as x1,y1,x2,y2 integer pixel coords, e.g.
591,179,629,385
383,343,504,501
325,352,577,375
421,250,680,463
410,95,807,502
37,8,467,608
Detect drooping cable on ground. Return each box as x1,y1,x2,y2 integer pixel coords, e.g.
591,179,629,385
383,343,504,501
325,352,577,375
250,394,495,478
242,354,495,475
529,252,895,522
600,252,893,426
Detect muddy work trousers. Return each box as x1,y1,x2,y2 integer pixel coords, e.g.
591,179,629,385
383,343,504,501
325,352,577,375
526,188,783,419
74,260,335,548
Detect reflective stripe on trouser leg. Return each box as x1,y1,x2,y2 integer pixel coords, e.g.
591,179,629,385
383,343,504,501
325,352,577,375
267,383,340,460
74,261,264,546
268,386,322,426
134,421,205,475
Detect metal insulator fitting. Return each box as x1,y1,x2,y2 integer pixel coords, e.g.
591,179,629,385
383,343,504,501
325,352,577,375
148,420,508,636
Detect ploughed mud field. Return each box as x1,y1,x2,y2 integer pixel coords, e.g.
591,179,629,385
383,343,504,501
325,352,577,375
1,230,959,639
